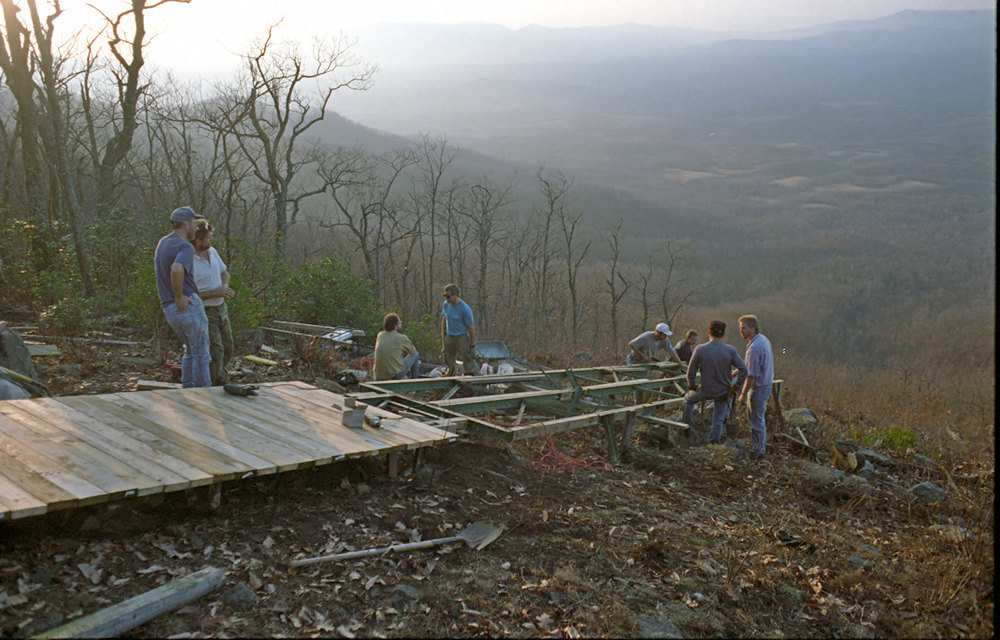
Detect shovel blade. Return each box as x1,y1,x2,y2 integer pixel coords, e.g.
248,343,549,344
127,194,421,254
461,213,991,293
456,521,503,550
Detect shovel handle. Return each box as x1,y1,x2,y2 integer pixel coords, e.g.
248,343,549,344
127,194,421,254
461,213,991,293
290,535,461,567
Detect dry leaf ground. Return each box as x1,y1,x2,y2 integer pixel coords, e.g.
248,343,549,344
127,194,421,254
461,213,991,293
0,335,993,638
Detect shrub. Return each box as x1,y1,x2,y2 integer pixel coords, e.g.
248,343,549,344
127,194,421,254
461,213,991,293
270,254,382,335
403,314,442,361
38,294,94,334
122,266,168,336
851,424,919,454
0,218,80,308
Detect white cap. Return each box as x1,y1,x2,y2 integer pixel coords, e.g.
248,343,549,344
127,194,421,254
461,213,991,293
655,322,673,336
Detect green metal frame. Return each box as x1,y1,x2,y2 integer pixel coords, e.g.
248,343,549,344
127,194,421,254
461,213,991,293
356,363,694,460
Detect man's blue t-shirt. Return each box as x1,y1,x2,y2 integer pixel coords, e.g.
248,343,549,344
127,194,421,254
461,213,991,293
442,299,474,336
154,233,197,307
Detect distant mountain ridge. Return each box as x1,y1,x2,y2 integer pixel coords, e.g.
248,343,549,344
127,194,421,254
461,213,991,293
354,9,996,68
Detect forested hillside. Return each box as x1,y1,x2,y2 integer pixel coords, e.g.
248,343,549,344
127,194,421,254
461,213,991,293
1,5,994,453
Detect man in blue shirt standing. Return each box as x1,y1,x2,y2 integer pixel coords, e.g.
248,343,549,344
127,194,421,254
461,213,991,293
683,321,747,444
738,314,775,460
440,283,479,376
155,206,211,388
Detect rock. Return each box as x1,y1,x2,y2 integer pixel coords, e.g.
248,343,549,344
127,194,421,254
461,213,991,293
792,459,871,500
914,454,937,468
929,524,971,543
857,448,895,467
723,439,750,464
778,584,805,606
54,363,83,376
0,326,39,381
908,481,947,503
646,425,678,449
388,584,423,607
28,569,55,585
783,407,819,430
834,439,859,455
856,459,877,482
635,615,685,638
222,583,260,609
0,379,30,399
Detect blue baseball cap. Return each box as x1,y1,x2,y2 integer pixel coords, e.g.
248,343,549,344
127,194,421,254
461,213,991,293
169,206,204,223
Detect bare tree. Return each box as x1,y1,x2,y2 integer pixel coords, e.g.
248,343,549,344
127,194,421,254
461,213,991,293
558,205,591,351
0,0,48,217
205,26,375,260
605,218,632,351
318,146,416,296
531,167,566,338
24,0,96,294
85,0,189,213
411,135,458,312
464,178,513,337
658,240,696,327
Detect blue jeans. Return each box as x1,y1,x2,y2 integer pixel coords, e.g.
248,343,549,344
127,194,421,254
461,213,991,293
748,384,772,456
683,388,732,443
392,352,421,380
163,294,211,388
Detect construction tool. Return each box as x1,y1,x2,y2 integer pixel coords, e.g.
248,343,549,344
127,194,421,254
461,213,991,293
224,383,259,397
288,521,503,567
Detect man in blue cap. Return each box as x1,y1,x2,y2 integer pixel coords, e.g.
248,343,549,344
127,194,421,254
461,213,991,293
155,206,211,387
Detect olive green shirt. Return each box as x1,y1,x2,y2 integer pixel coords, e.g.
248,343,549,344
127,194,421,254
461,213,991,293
373,330,416,380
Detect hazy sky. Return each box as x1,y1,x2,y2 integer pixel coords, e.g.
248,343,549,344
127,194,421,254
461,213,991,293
51,0,994,77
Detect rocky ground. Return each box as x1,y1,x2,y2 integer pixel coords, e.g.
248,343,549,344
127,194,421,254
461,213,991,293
0,328,994,638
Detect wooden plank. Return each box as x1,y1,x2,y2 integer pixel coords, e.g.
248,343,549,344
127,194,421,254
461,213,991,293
0,469,49,520
54,397,215,486
12,400,197,494
0,406,160,497
136,380,181,391
118,390,309,473
224,386,394,454
249,387,409,454
101,392,278,475
639,415,690,429
0,418,108,502
25,344,61,357
0,449,77,507
278,385,457,444
70,396,249,482
34,566,226,640
178,389,345,464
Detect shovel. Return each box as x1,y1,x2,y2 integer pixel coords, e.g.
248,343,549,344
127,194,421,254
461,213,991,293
289,521,503,568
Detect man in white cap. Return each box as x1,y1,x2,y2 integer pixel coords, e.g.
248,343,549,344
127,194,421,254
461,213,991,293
154,206,212,388
627,322,685,368
626,322,686,405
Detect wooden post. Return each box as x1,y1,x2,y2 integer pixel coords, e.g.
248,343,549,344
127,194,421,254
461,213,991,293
602,415,619,465
621,411,636,453
33,567,226,639
387,452,399,479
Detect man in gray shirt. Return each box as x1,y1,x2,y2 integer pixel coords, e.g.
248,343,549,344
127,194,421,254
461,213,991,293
683,320,748,444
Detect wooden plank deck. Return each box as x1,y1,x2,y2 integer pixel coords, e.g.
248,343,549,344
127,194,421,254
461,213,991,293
0,381,459,522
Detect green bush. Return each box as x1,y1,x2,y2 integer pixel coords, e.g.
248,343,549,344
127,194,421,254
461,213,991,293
0,218,80,308
38,294,94,334
270,254,383,335
122,265,168,335
851,424,919,453
226,277,265,334
402,314,442,362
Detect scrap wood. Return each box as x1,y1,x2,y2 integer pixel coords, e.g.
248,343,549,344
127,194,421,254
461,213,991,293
33,566,226,639
136,379,181,390
25,344,62,357
244,355,278,366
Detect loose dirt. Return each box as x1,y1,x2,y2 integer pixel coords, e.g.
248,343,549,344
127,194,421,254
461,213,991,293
0,332,993,638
